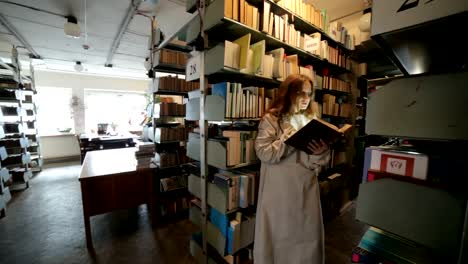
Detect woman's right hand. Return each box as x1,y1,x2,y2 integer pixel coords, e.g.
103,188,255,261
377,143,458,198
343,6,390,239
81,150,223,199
307,139,328,155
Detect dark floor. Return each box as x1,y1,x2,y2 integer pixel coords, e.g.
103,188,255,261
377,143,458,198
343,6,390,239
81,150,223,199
0,161,366,264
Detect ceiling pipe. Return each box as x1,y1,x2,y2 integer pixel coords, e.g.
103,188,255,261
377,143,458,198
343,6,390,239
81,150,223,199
0,13,41,59
104,0,143,67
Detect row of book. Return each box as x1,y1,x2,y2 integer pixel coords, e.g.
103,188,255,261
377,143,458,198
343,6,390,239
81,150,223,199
155,76,199,93
156,49,188,67
212,82,278,119
160,175,188,192
156,127,189,142
0,78,33,90
321,95,352,117
329,21,355,50
275,0,327,31
220,32,349,84
319,76,351,92
224,0,260,31
155,102,186,117
160,195,190,217
155,151,190,168
222,130,258,167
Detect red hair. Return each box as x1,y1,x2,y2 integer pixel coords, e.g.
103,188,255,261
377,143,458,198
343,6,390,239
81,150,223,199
266,74,315,119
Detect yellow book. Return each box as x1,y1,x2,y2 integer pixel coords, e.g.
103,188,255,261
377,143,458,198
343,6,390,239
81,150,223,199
246,4,252,28
233,33,252,69
253,6,258,30
315,10,320,26
225,0,233,19
261,1,270,33
240,0,245,24
250,40,266,74
310,5,315,25
232,0,239,21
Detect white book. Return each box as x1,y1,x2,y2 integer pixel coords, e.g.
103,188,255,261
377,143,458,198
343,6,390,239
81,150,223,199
239,175,249,208
279,17,284,41
262,54,274,78
262,1,270,33
237,83,243,118
274,15,280,39
267,48,285,79
226,84,232,118
224,40,240,69
232,84,238,118
268,12,274,36
306,32,321,55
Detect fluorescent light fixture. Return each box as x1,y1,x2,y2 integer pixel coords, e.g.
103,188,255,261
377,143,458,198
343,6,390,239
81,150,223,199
64,16,81,38
74,61,84,72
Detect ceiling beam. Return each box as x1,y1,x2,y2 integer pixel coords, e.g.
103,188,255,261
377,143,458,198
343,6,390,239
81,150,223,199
0,13,41,59
105,0,143,67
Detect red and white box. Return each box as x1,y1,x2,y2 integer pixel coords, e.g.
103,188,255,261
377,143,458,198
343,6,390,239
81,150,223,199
369,148,429,180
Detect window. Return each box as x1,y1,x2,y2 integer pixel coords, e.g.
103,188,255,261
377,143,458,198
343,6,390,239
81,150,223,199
36,87,74,135
84,90,148,134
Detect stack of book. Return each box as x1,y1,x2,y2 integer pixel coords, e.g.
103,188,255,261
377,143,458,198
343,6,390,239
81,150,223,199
135,143,155,169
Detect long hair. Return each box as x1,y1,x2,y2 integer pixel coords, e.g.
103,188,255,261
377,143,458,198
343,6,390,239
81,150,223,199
267,74,315,120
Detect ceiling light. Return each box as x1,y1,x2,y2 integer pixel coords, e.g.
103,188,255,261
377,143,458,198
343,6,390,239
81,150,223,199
64,16,81,38
139,0,160,15
74,61,84,72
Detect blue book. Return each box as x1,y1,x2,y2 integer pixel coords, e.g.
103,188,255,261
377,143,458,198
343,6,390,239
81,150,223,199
209,207,229,237
212,82,229,99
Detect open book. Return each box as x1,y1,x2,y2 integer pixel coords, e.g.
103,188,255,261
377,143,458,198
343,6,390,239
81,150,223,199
285,118,352,155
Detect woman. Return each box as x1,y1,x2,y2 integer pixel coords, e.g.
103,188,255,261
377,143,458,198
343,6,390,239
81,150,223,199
254,74,330,264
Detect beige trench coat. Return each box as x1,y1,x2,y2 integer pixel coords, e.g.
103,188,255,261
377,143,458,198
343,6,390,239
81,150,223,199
254,113,330,264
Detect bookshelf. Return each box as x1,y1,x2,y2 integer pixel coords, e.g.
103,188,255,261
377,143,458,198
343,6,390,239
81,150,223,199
147,31,198,219
162,0,360,262
353,2,468,260
0,48,42,218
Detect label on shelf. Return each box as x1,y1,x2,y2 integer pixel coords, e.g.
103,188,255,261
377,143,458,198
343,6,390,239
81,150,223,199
186,52,201,81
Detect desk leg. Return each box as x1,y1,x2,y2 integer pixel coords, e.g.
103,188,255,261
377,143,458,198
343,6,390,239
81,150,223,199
84,214,93,249
80,181,93,249
149,172,156,225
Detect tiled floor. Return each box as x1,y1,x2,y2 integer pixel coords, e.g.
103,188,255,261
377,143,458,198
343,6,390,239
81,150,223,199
0,161,366,263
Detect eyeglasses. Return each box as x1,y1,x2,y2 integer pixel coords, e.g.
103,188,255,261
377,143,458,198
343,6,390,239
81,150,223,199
296,91,313,98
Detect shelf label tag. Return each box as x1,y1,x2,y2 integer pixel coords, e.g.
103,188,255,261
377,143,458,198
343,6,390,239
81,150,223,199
186,53,201,82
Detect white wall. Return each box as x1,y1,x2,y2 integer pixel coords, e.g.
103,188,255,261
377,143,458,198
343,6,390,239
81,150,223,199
35,70,149,160
40,134,80,160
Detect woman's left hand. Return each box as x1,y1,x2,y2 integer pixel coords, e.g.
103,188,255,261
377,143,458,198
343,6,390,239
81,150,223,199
307,139,328,155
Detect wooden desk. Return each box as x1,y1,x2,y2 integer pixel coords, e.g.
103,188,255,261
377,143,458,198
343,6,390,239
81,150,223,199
79,148,154,249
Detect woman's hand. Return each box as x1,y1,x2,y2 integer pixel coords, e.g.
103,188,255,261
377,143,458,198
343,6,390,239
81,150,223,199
307,139,328,155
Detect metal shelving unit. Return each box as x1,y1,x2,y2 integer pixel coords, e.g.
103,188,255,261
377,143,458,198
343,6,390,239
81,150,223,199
0,47,42,218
